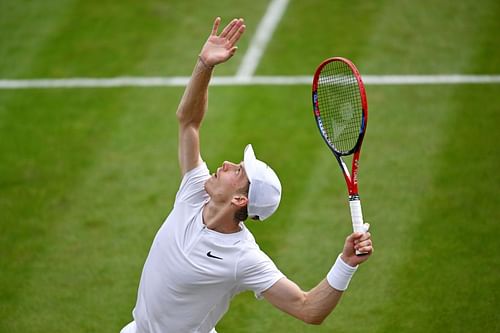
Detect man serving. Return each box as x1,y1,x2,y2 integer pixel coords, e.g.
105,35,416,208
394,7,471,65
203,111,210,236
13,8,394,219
121,17,373,333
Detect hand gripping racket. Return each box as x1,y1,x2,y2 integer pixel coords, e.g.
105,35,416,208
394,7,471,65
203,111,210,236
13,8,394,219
312,57,368,255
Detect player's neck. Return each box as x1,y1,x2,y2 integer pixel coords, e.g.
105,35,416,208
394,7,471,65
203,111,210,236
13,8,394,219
202,201,241,234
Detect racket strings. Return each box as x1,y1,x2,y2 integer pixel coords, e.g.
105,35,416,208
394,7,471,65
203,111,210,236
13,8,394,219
317,61,363,154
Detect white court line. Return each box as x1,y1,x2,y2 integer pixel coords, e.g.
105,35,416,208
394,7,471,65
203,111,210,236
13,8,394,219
3,1,498,90
363,75,500,85
236,0,289,79
0,75,499,89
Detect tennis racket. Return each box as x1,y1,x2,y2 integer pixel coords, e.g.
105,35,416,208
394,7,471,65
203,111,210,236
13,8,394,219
312,57,368,255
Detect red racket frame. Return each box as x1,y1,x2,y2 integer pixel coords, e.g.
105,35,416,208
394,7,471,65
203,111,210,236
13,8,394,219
312,57,368,198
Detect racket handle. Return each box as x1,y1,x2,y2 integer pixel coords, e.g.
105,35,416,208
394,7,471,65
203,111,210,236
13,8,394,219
349,198,368,256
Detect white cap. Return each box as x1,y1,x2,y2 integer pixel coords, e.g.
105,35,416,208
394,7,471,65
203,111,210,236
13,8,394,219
243,144,282,221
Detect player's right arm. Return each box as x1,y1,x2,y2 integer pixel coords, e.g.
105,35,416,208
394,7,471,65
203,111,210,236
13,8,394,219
262,232,373,324
176,17,245,176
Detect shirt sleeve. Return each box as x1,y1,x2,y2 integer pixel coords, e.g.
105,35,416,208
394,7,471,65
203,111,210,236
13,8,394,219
237,247,286,299
175,162,210,205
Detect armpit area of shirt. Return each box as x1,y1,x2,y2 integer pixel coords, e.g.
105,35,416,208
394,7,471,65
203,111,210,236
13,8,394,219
254,274,286,300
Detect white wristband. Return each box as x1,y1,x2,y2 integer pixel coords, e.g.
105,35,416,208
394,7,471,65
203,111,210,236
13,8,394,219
326,254,358,291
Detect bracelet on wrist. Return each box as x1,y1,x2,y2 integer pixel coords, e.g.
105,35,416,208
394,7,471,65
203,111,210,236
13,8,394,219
198,55,214,70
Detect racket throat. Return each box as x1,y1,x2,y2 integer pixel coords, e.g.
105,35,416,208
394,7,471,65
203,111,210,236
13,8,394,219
338,158,355,192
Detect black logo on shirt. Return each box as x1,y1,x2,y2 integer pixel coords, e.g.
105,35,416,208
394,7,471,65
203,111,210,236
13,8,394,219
206,251,223,260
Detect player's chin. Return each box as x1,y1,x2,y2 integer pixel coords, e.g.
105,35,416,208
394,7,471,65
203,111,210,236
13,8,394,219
204,178,213,191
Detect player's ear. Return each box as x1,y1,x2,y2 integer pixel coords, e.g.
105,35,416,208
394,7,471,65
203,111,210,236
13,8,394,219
231,195,248,208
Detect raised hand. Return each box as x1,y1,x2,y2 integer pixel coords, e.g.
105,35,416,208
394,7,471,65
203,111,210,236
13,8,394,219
199,17,246,67
341,226,373,267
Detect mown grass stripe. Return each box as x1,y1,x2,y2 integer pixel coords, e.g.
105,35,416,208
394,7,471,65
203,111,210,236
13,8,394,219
375,84,500,333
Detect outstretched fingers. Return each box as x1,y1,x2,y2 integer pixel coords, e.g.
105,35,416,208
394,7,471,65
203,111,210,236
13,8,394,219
219,18,238,38
225,19,244,41
201,17,246,66
211,17,221,36
229,24,246,45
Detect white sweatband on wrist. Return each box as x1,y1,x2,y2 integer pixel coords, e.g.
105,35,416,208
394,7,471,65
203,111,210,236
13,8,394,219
326,254,358,291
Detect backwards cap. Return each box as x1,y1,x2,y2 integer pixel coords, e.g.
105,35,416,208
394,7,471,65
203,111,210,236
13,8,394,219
243,144,282,221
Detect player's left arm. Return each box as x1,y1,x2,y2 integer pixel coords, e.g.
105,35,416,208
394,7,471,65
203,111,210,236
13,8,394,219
176,17,245,176
262,232,373,325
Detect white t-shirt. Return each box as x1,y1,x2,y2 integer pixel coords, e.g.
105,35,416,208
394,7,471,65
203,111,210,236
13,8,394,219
132,163,285,333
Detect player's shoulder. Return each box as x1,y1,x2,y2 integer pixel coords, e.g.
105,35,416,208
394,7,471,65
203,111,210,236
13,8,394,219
176,162,210,204
182,162,210,181
237,234,273,266
237,224,259,247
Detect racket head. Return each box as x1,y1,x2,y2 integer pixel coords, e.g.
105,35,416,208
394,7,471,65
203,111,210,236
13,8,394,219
312,57,368,157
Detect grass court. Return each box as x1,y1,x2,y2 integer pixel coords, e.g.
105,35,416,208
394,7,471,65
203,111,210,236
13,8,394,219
1,0,499,332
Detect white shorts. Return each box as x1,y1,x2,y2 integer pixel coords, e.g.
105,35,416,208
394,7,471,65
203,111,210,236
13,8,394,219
120,321,136,333
119,321,217,333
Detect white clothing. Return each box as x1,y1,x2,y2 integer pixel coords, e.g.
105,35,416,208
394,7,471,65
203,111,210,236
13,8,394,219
120,321,217,333
130,163,284,333
120,321,136,333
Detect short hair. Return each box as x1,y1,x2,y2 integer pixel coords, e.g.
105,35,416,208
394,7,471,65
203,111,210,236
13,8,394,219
234,205,248,222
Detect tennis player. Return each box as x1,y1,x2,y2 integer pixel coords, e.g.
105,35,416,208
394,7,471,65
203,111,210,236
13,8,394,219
121,17,373,333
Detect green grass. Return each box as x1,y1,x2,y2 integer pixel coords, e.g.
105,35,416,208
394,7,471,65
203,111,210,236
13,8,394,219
1,0,499,332
261,0,500,74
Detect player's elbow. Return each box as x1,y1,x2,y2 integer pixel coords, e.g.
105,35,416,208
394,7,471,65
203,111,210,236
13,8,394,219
298,305,327,325
302,313,326,325
176,108,189,125
176,109,203,129
309,317,326,325
176,95,207,126
294,297,328,325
